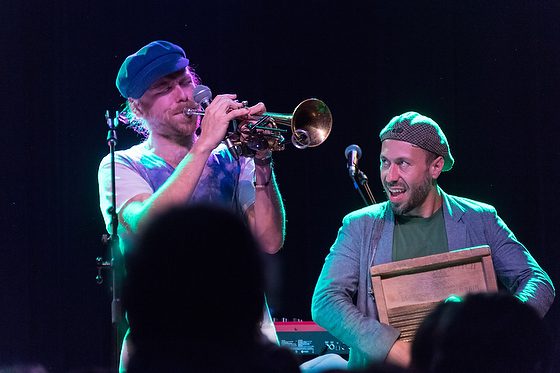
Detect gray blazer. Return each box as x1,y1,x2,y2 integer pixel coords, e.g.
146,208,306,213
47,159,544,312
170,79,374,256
311,188,555,369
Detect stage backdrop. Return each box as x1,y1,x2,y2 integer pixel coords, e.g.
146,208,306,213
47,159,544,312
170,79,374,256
2,1,559,371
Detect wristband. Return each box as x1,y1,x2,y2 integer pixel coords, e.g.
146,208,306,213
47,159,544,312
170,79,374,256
253,180,271,189
254,155,273,167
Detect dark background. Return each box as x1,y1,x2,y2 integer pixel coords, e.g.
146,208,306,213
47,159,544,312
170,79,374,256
2,0,559,371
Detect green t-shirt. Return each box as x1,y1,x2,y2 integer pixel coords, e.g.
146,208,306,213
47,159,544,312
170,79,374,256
392,208,448,261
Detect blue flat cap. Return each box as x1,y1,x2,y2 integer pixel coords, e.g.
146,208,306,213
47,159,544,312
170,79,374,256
116,40,190,99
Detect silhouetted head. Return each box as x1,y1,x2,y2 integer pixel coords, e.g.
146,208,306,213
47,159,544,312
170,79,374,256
411,292,551,373
123,204,266,353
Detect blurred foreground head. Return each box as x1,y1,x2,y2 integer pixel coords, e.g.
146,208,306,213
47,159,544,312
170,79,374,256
123,204,266,350
411,292,552,373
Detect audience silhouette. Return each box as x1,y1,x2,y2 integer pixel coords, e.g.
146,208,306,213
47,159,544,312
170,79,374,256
122,204,301,373
410,292,552,373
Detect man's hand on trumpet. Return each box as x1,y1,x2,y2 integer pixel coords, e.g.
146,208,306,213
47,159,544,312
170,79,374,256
197,94,251,152
235,101,282,156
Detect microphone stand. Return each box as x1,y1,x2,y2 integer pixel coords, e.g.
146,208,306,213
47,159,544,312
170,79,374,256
349,167,376,206
96,110,124,371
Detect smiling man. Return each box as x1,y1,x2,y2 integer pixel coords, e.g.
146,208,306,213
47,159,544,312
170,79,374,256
311,111,555,370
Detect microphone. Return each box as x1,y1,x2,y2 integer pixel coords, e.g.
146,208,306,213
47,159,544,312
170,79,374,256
184,85,213,116
193,84,212,109
344,144,362,178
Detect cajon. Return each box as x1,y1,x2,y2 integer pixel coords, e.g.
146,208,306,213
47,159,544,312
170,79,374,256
370,245,497,342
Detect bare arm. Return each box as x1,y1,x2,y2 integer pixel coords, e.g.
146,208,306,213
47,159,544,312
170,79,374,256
121,95,253,234
246,159,286,254
119,142,214,233
241,103,285,254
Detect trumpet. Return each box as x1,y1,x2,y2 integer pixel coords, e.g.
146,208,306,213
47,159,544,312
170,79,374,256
184,86,333,158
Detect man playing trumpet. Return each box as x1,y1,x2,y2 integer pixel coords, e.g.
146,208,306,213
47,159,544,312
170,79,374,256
97,40,286,372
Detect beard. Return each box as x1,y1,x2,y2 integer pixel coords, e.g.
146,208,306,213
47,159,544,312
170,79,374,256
387,174,433,216
155,110,199,138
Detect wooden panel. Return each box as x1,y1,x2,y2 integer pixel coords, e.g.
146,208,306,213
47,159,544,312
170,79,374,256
370,245,497,342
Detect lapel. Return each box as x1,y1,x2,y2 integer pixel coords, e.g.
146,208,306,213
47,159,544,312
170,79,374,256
441,188,467,251
373,204,394,266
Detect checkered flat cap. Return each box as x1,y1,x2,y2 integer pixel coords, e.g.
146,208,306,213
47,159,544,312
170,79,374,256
379,111,454,172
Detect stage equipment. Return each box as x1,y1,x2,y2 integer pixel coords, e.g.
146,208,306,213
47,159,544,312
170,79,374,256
274,321,349,359
344,144,376,206
97,111,126,370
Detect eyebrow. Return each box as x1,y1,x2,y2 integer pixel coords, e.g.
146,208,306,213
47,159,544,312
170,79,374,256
149,71,190,90
380,155,411,163
150,80,170,90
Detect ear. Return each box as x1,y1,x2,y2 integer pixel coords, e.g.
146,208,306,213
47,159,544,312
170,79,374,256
430,156,445,179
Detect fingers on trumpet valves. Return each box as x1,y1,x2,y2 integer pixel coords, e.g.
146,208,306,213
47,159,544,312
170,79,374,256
226,100,250,116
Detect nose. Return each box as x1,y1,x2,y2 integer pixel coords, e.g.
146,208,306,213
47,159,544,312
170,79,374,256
385,164,399,183
172,84,189,102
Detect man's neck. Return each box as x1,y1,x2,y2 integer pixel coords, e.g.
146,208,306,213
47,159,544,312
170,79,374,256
405,186,443,218
145,133,196,167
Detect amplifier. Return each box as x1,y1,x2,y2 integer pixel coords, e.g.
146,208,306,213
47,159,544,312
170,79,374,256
274,321,349,357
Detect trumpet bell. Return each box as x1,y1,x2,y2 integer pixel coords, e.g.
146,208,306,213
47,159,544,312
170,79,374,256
292,98,333,149
221,97,333,159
